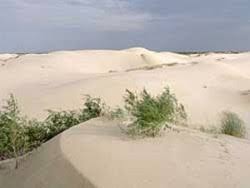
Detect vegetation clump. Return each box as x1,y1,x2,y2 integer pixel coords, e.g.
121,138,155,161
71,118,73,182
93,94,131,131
3,89,247,169
0,94,104,167
124,87,187,137
0,94,29,168
44,95,103,139
220,111,246,138
44,110,80,140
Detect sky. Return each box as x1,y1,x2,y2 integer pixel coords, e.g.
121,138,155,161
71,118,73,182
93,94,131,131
0,0,250,53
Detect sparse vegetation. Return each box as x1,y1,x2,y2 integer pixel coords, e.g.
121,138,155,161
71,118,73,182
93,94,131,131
78,95,104,121
124,87,187,137
1,88,186,165
125,63,178,72
0,95,29,168
104,107,126,120
2,90,247,169
0,94,105,167
25,119,47,149
44,110,80,140
44,95,104,140
220,111,246,138
199,126,219,134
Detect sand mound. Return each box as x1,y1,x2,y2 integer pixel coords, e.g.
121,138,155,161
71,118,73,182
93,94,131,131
0,49,250,187
1,118,250,188
126,47,190,65
0,48,189,102
0,133,95,188
1,51,249,127
0,48,188,74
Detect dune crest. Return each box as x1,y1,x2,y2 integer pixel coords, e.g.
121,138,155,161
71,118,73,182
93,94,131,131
1,118,250,188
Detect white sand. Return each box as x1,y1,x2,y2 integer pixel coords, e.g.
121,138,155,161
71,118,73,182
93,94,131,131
1,118,250,188
0,48,250,187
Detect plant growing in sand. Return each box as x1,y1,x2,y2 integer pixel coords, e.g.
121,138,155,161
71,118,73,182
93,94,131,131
43,95,104,140
0,94,105,168
44,110,80,140
78,95,104,121
124,87,187,137
0,94,29,168
24,119,47,149
220,111,246,138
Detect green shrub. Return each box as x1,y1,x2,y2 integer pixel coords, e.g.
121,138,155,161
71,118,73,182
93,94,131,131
44,110,80,140
44,95,104,140
0,94,28,168
124,87,187,137
220,111,246,138
79,95,103,121
0,94,105,166
25,119,48,148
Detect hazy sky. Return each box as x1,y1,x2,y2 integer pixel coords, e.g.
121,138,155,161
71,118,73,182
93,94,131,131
1,0,250,53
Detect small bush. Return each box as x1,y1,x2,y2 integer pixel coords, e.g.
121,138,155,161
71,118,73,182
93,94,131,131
44,110,80,140
124,87,187,137
0,94,105,166
43,95,104,140
0,94,28,168
25,119,47,149
220,111,246,138
78,95,103,121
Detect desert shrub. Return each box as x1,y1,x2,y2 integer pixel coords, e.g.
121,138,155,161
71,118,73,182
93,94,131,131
220,111,246,138
78,95,103,121
44,95,104,140
124,87,187,137
0,94,28,168
44,110,80,140
0,94,105,166
24,119,47,149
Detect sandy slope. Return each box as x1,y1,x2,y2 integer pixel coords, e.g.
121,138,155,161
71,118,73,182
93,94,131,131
0,48,250,187
0,132,95,188
1,118,250,188
0,49,249,126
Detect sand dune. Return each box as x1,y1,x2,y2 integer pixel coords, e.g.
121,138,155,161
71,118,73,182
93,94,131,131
0,48,250,187
1,118,250,188
0,48,186,74
0,49,249,126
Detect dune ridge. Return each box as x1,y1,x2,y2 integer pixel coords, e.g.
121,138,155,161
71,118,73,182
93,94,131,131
0,132,96,188
1,118,250,188
0,48,250,187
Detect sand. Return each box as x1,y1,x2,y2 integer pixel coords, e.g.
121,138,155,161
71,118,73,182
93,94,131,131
1,118,250,188
0,48,250,187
